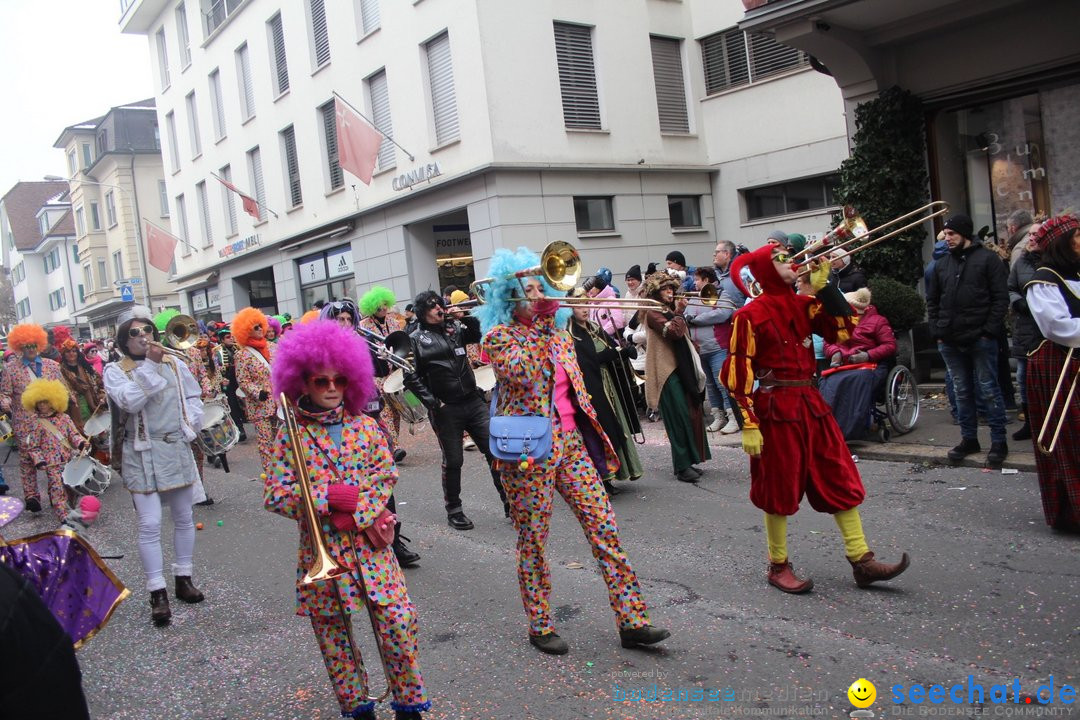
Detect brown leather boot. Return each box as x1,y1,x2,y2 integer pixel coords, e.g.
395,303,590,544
150,589,172,626
849,551,910,588
767,562,814,593
174,576,205,604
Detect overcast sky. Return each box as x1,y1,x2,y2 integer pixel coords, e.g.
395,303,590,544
0,0,153,194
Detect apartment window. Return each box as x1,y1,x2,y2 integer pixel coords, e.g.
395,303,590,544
71,243,79,264
574,196,614,233
367,70,394,170
195,181,213,247
165,112,179,172
39,215,50,237
744,174,839,221
12,262,24,283
97,258,108,287
16,299,31,320
247,146,266,220
308,0,331,69
425,31,459,146
105,191,117,227
68,150,78,177
81,142,93,168
701,29,808,95
75,206,86,237
279,125,303,207
48,289,67,311
668,196,701,228
220,165,238,235
186,91,202,158
44,248,61,274
155,27,170,89
650,35,689,133
112,250,124,282
175,194,191,256
209,69,226,140
236,43,255,121
356,0,379,36
176,2,191,67
318,101,344,190
268,13,290,96
89,201,101,231
83,264,93,292
158,180,170,216
553,22,601,130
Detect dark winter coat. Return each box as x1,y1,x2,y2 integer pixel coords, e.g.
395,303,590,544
831,263,868,293
1007,249,1044,358
927,242,1009,348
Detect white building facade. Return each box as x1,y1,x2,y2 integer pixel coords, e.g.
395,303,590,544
119,0,847,319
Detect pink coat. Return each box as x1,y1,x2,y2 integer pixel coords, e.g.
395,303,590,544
588,285,626,338
823,305,897,364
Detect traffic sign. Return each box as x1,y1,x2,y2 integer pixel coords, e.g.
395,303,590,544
129,277,142,285
120,285,134,302
114,277,143,287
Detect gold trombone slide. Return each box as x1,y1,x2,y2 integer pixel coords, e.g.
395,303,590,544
1035,347,1079,455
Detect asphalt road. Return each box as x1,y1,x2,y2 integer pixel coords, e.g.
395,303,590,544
3,419,1077,720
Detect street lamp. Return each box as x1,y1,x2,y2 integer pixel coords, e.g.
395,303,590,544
45,172,152,306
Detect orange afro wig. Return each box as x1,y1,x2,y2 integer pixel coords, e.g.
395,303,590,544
299,309,321,324
231,307,269,347
7,323,48,351
21,379,69,413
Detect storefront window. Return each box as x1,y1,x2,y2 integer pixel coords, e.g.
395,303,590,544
434,224,474,293
298,244,355,311
189,286,222,324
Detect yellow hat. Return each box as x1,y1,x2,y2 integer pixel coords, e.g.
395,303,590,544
450,290,470,305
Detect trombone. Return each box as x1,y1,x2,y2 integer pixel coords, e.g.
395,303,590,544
279,393,393,702
150,313,200,360
1036,346,1079,455
357,327,414,373
677,283,719,306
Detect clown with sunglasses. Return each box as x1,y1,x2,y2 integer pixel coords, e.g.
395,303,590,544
233,307,279,475
722,242,910,594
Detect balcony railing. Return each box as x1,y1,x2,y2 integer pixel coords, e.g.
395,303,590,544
204,0,245,37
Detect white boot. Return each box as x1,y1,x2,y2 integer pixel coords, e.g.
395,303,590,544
707,407,723,432
720,410,740,434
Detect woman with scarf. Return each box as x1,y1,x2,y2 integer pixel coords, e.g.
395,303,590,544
82,342,104,376
265,320,429,720
567,292,643,493
477,247,669,657
103,305,205,625
639,271,709,483
233,307,278,474
358,286,408,462
58,338,104,434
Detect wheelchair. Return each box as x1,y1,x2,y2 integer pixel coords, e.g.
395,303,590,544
819,360,920,442
869,363,920,441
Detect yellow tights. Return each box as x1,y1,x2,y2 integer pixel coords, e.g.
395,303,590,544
764,508,869,563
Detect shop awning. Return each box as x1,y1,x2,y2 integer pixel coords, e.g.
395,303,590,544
171,271,219,293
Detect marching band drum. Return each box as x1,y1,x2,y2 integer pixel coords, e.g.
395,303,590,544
196,399,241,456
382,369,429,430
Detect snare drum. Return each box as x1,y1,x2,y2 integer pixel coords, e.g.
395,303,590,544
196,400,240,456
0,414,12,443
62,455,112,496
473,364,496,401
83,409,112,450
382,369,429,425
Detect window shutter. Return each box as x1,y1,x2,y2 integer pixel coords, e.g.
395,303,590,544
310,0,330,67
701,29,749,94
748,32,806,82
368,70,394,170
196,181,213,246
237,44,255,119
186,92,202,157
156,29,170,89
553,22,601,129
210,70,226,140
270,14,290,95
318,104,344,190
282,126,303,207
221,165,237,234
166,112,179,171
650,36,688,133
176,195,190,256
249,147,266,210
426,32,460,146
359,0,380,35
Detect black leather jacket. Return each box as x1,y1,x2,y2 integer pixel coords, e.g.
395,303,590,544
403,317,482,408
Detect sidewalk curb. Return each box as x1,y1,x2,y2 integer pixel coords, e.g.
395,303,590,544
849,441,1038,473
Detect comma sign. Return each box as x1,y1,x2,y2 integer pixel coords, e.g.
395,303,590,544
392,162,442,191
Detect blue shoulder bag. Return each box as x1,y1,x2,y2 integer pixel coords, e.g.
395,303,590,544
488,386,553,462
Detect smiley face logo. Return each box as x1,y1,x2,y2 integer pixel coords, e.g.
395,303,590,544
848,678,876,708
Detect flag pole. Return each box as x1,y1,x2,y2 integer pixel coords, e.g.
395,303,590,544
143,217,200,252
210,172,279,219
332,90,416,162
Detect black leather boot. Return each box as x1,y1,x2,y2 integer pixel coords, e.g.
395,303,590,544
947,438,981,463
175,576,205,603
1012,404,1031,441
393,533,421,568
150,589,172,626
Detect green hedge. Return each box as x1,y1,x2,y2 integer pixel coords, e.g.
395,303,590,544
866,276,925,332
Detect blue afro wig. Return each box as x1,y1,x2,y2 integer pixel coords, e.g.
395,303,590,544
472,247,571,335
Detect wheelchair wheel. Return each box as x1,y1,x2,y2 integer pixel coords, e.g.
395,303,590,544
885,364,919,434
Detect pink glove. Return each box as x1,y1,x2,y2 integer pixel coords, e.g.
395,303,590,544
78,495,101,525
534,299,560,318
330,511,357,533
326,484,359,513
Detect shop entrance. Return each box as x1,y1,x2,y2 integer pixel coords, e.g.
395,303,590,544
233,267,278,315
434,222,475,294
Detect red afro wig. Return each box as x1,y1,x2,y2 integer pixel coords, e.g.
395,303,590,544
232,307,269,347
7,323,48,351
271,320,376,415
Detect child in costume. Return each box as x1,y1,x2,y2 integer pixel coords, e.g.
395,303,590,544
722,242,910,593
265,319,428,720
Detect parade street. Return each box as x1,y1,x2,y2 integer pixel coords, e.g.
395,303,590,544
5,419,1077,720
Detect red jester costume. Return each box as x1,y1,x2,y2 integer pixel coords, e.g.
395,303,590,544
721,243,910,593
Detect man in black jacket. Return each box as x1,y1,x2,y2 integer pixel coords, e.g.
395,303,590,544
404,291,508,530
927,213,1010,466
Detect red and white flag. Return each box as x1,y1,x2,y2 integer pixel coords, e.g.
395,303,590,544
335,98,382,185
145,221,180,272
214,174,261,220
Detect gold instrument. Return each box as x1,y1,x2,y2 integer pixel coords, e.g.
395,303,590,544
357,327,414,373
279,393,393,702
1036,346,1079,455
793,201,950,278
677,283,719,306
148,313,200,360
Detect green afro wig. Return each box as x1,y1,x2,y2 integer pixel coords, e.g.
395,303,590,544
359,286,396,317
154,308,181,332
21,379,69,413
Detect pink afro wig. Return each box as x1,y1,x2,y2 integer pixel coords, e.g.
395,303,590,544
266,316,282,336
271,320,375,415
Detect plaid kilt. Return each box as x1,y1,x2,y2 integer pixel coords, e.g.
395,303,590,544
1026,342,1080,529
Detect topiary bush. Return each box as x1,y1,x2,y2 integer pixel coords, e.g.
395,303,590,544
866,276,925,332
